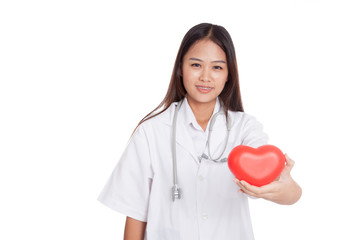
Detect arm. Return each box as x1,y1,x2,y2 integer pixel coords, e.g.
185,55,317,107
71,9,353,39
124,217,147,240
235,154,302,205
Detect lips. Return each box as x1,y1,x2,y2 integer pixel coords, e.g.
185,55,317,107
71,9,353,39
196,85,213,93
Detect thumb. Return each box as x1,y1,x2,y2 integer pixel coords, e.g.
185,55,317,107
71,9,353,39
280,154,295,177
285,154,295,168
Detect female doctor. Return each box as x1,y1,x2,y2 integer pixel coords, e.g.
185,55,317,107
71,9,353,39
98,23,302,240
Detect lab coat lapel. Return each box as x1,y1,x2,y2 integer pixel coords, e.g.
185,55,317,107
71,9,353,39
175,122,199,165
173,98,199,165
206,111,230,160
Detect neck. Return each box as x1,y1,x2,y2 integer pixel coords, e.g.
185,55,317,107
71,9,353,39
187,97,216,131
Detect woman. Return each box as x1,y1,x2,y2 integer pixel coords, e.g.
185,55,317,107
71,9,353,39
98,23,302,240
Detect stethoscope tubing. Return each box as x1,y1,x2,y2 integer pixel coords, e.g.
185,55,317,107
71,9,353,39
171,99,231,201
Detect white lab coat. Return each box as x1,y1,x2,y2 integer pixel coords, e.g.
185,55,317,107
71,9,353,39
98,98,268,240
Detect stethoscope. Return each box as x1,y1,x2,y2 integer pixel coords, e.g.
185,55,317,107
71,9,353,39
171,99,232,201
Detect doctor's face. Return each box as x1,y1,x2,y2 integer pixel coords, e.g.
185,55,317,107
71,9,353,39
182,39,228,108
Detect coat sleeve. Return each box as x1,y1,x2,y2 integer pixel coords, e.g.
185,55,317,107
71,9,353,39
97,125,153,222
240,114,269,148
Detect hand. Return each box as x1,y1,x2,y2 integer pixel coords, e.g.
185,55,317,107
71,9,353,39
234,154,302,205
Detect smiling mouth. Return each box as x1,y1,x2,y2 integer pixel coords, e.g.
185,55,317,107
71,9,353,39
196,85,214,93
196,85,213,90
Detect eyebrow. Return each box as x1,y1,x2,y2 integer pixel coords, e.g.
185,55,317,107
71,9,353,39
189,57,226,64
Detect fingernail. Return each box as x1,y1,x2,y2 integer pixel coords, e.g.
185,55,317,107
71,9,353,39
240,181,246,186
233,178,239,183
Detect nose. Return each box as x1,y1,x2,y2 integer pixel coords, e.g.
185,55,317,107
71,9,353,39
200,67,211,82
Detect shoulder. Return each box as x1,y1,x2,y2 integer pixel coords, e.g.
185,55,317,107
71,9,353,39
228,110,264,130
136,102,177,133
129,103,176,152
228,110,268,147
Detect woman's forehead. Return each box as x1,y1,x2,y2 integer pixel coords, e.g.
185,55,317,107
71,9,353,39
184,39,226,61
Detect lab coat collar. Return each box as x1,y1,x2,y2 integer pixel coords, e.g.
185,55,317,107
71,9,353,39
182,96,221,132
174,97,224,165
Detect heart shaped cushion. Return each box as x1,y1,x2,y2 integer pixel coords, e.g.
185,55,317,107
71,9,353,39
228,145,286,187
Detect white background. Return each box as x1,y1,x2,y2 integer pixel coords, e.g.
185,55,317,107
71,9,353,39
1,0,359,239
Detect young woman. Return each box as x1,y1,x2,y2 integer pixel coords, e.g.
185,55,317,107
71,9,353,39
98,23,302,240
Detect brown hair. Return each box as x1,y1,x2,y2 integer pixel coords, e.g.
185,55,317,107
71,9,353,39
135,23,243,130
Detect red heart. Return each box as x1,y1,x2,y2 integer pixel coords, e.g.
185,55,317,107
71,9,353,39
228,145,286,187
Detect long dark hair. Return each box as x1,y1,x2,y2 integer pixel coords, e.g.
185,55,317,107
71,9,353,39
135,23,243,130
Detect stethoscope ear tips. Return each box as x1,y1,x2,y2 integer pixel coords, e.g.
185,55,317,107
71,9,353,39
172,185,181,202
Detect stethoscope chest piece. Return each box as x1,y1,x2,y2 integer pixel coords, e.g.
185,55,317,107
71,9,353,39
172,185,181,201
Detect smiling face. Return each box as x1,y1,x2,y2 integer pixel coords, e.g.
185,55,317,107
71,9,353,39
182,39,228,109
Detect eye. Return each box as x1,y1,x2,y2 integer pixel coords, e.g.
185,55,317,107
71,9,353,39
213,66,223,70
191,63,201,68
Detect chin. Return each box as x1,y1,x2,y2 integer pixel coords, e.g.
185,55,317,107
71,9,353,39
188,95,217,105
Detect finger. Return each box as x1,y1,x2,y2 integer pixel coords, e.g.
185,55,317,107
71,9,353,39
235,179,278,197
285,154,295,169
233,178,241,186
282,154,295,176
234,178,254,195
238,182,258,196
241,180,279,196
239,181,264,196
238,189,244,193
233,178,245,191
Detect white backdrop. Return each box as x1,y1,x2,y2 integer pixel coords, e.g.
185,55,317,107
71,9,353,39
1,0,359,239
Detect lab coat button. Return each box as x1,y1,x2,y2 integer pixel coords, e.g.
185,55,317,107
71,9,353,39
202,214,208,220
198,175,204,181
